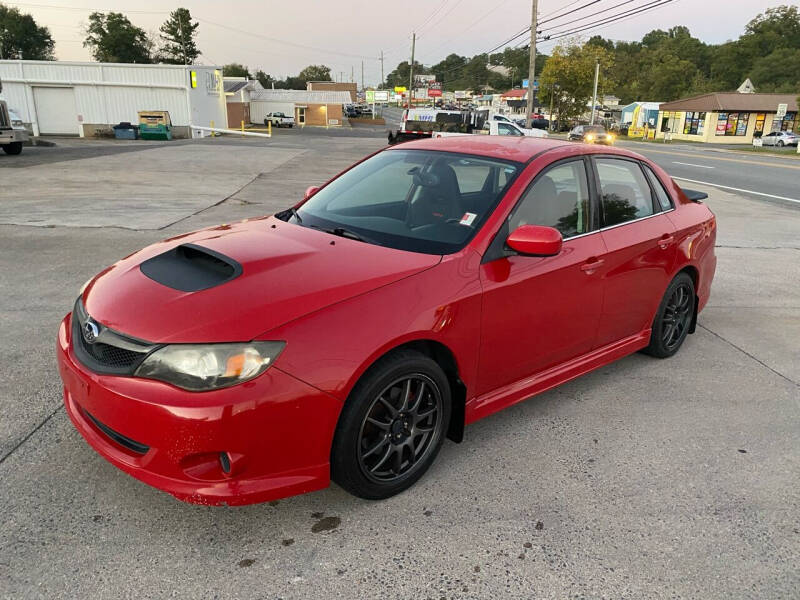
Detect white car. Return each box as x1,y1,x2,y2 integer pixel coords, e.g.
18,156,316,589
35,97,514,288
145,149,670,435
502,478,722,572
759,131,799,147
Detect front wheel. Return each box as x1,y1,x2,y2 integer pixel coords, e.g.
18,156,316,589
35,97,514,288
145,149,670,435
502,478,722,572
331,350,451,500
2,142,23,155
644,272,696,358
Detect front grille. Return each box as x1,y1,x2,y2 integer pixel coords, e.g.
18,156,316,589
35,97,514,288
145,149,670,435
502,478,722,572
80,340,143,369
0,105,9,128
72,298,158,375
84,410,150,455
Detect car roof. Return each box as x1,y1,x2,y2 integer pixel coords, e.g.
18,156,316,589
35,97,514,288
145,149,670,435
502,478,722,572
387,136,645,164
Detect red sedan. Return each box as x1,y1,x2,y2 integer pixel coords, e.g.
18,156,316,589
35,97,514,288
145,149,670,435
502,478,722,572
57,136,716,505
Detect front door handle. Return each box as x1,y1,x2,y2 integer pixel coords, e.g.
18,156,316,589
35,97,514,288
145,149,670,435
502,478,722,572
658,234,675,249
580,258,605,273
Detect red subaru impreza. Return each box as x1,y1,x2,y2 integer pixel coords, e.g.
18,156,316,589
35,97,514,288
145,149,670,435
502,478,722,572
57,136,716,505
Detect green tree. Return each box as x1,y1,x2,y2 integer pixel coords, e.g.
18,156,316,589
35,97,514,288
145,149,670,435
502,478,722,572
83,12,153,63
297,64,332,82
255,69,275,88
222,63,251,78
0,3,54,60
539,40,615,122
385,60,426,89
158,7,199,64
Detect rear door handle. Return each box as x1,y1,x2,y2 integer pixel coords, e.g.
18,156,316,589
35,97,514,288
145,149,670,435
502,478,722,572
659,234,675,249
580,258,604,273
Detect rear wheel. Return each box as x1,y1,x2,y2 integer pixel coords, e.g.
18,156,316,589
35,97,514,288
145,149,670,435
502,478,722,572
331,350,451,500
777,140,785,147
644,272,695,358
2,142,22,155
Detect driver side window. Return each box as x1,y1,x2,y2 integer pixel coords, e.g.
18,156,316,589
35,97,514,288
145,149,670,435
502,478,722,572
509,160,592,238
498,123,522,136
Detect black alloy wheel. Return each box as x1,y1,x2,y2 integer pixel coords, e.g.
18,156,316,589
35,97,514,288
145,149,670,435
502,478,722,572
357,374,442,483
331,350,451,500
644,272,696,358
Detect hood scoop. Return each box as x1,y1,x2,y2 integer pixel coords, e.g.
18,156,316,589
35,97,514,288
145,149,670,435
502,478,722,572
139,243,242,292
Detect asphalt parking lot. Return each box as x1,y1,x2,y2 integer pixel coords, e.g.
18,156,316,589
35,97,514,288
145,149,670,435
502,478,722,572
1,130,798,599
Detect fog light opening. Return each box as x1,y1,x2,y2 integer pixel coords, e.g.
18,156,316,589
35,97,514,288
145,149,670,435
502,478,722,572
219,451,231,474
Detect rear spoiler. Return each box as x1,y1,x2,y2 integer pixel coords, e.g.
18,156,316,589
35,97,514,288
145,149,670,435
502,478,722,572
682,188,708,203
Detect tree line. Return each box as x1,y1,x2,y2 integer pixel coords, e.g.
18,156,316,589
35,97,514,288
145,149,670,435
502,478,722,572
386,5,800,116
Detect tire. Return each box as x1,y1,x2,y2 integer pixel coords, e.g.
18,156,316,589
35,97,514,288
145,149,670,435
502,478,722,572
331,349,451,500
644,272,696,358
2,142,22,155
777,140,785,147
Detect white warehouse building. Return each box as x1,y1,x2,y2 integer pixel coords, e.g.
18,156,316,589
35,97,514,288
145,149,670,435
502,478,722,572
0,60,228,138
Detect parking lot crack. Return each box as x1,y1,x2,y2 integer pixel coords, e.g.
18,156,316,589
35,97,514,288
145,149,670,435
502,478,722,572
157,172,262,231
0,404,63,467
698,324,799,388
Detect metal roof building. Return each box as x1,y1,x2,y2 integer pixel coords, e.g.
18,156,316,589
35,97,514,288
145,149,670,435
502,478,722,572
0,60,227,138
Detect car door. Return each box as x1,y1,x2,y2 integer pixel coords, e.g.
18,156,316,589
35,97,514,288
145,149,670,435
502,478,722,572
762,132,776,146
477,158,606,395
497,122,523,136
592,157,677,348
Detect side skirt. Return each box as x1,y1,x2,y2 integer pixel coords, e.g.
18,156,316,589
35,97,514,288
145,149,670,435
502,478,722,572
465,329,651,425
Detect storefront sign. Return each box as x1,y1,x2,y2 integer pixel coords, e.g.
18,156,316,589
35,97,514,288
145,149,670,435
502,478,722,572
777,103,788,118
394,86,406,93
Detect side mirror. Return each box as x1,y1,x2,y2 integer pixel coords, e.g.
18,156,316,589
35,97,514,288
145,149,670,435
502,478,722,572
304,185,320,200
506,225,562,257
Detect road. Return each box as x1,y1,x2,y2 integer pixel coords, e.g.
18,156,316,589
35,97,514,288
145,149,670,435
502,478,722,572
615,140,800,207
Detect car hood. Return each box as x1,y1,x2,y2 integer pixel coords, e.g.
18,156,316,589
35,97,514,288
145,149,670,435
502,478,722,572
83,216,441,343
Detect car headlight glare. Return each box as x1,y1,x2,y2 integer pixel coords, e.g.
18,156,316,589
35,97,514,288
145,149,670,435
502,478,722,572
135,342,285,391
586,134,594,141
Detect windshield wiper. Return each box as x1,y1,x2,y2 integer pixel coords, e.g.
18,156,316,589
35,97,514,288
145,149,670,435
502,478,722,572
309,224,379,245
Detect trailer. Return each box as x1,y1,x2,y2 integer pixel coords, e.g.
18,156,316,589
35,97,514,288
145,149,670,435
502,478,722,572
388,108,486,145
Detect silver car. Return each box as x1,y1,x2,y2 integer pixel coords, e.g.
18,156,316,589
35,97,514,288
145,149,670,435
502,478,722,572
760,130,799,147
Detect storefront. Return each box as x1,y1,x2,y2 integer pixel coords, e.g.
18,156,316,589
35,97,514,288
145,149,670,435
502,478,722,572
656,93,798,144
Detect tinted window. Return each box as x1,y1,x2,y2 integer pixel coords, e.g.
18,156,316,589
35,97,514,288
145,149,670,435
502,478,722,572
510,160,592,238
497,123,522,136
290,149,521,255
595,159,654,227
643,165,673,211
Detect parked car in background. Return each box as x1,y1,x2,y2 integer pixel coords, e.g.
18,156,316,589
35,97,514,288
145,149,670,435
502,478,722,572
569,124,614,144
759,130,799,147
57,136,716,506
264,112,294,128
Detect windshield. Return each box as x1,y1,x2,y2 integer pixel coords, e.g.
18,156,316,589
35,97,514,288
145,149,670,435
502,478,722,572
585,125,606,134
282,149,522,254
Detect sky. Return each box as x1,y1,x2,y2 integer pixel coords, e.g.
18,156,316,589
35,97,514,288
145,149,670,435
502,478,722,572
5,0,799,86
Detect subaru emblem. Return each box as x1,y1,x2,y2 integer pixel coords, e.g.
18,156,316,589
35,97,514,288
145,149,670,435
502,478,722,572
83,320,100,344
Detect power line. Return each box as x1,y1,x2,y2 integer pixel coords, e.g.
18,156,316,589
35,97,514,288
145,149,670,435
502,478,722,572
538,0,643,32
540,0,678,40
538,0,603,26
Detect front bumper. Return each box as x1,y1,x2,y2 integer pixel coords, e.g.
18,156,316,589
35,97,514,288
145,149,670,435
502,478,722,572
57,313,342,506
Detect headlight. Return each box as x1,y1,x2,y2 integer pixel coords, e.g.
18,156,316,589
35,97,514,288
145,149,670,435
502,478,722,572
607,134,614,142
586,134,594,141
135,342,285,391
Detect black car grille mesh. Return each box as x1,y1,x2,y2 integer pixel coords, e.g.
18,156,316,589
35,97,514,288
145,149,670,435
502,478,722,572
72,299,158,375
79,338,144,369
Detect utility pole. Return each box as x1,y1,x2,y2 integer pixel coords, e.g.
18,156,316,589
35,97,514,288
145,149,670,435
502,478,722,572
351,66,354,83
408,32,416,106
380,50,384,88
590,60,599,125
549,82,556,131
361,60,364,92
525,0,538,128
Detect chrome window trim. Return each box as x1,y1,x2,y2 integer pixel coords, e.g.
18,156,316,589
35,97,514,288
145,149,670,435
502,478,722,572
561,208,675,242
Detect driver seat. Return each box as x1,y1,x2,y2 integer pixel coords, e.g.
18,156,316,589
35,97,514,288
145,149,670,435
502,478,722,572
408,163,463,227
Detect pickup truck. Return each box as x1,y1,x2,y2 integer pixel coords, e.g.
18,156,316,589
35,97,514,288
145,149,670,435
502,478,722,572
432,120,548,139
1,103,29,155
264,112,294,128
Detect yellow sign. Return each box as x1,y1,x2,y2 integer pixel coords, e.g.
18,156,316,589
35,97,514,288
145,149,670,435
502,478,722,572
394,86,406,93
190,71,197,88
